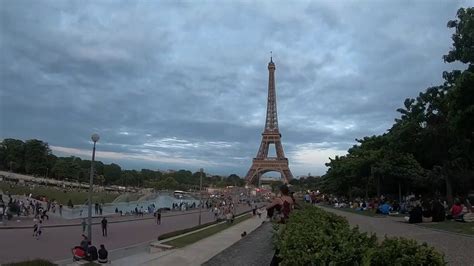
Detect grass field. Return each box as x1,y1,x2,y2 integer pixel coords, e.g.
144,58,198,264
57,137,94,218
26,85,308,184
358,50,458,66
420,220,474,235
0,183,118,205
321,204,379,217
163,213,252,248
321,204,406,218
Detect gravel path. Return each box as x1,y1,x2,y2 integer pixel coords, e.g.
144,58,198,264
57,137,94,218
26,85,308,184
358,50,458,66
203,221,274,266
320,206,474,266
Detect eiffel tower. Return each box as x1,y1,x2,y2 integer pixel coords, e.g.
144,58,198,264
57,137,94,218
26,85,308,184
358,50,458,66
245,56,294,185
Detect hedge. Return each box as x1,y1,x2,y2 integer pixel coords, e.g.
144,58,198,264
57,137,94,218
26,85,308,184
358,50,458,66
275,206,446,266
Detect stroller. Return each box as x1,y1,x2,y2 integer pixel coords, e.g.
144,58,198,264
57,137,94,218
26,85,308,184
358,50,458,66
73,245,99,262
72,246,86,261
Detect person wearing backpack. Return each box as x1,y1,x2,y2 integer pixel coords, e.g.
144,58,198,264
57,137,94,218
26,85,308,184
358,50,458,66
267,184,294,266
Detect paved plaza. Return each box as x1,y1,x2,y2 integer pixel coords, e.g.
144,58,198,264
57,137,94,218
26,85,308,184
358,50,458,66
110,212,267,266
0,204,253,264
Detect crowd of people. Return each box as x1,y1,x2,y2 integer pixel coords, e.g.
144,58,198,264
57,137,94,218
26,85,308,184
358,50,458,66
211,196,237,222
0,193,60,222
320,193,474,224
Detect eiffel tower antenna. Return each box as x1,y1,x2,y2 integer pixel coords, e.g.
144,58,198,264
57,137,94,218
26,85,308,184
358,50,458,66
244,57,293,185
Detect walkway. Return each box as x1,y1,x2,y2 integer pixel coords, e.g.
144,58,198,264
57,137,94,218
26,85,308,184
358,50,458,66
0,205,254,264
108,212,266,266
321,206,474,265
203,221,274,266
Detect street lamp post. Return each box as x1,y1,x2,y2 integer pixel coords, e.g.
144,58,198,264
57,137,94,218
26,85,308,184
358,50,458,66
87,133,100,242
198,168,203,225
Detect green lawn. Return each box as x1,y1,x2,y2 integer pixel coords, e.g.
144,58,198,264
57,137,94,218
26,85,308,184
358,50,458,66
321,204,406,218
163,214,252,248
420,220,474,235
0,183,118,205
321,205,379,217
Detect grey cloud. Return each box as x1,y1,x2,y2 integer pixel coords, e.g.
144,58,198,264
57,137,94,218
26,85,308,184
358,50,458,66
1,0,470,176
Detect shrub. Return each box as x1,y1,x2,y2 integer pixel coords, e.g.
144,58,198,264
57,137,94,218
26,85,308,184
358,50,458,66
275,206,446,266
276,206,377,265
371,237,446,266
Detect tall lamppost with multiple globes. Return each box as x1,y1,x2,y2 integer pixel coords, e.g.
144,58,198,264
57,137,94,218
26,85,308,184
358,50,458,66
87,133,100,242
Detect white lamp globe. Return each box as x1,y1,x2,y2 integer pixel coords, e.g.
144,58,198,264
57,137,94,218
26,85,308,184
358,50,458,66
91,133,100,143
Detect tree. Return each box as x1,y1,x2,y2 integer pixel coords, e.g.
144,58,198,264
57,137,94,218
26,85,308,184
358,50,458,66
1,139,25,172
154,176,179,190
51,157,81,180
104,163,122,184
321,8,474,201
24,139,51,175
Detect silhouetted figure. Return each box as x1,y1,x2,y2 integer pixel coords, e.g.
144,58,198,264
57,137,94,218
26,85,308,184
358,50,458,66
101,217,108,237
98,244,108,264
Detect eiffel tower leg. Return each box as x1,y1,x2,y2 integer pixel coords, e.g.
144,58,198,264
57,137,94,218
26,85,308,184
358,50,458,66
281,169,294,184
245,167,258,185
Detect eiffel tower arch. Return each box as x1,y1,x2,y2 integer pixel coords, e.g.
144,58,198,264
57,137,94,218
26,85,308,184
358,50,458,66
245,57,294,185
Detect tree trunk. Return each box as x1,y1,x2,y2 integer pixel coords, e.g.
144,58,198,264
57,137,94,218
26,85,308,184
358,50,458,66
376,175,381,197
398,182,402,203
445,175,453,205
365,176,369,199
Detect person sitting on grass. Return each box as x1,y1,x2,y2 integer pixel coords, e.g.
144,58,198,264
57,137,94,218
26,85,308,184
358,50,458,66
431,198,446,222
405,201,422,224
391,201,401,213
449,199,464,221
421,199,433,222
461,199,474,223
377,201,391,215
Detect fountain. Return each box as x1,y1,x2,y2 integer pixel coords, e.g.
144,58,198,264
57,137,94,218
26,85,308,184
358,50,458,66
58,191,200,219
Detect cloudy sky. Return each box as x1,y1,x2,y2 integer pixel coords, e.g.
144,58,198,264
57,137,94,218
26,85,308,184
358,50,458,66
0,0,469,177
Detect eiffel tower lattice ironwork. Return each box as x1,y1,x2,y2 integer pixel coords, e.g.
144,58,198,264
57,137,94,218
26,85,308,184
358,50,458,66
245,57,294,185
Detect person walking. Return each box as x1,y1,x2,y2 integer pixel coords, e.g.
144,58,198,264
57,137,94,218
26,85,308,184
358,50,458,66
33,220,39,237
156,211,161,225
59,204,63,216
101,217,108,237
34,220,42,240
81,218,87,233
